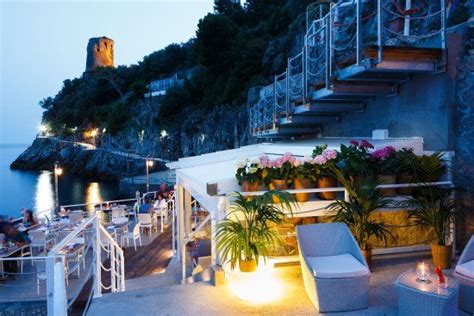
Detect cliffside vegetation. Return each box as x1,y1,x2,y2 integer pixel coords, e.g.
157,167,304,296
40,0,313,141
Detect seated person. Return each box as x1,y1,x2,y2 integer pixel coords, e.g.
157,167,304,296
22,210,38,227
139,197,154,215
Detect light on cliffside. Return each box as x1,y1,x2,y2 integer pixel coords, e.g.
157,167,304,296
160,130,168,139
39,124,47,133
145,159,154,192
90,128,98,137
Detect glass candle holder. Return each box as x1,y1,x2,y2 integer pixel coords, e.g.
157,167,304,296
416,261,431,283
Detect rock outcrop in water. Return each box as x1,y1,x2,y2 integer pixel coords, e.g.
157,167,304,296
10,138,157,181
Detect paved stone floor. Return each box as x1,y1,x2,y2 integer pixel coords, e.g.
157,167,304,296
87,252,471,315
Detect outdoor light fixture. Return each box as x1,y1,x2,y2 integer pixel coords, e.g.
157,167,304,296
226,260,284,304
145,159,154,192
54,161,63,211
416,261,430,283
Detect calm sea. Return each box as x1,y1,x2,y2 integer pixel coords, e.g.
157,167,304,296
0,144,120,219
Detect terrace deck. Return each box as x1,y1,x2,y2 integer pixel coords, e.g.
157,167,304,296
88,252,470,316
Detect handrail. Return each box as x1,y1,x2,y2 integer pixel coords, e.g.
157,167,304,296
236,181,453,196
61,198,137,210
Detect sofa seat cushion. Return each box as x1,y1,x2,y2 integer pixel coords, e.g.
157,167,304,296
306,254,370,279
455,260,474,279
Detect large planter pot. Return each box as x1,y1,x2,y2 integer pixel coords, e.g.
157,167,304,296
239,259,257,272
431,243,453,269
361,248,372,270
242,180,259,192
378,175,397,197
294,178,311,202
269,179,289,203
317,177,337,200
397,172,413,195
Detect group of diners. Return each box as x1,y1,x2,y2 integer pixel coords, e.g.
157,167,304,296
0,208,88,281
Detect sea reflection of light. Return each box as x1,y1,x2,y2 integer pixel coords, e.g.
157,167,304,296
34,171,54,219
85,182,103,212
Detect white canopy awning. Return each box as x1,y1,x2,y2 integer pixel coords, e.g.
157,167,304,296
172,137,424,212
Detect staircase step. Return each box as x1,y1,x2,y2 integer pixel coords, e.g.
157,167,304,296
279,115,340,126
253,126,321,138
312,81,396,101
294,103,364,114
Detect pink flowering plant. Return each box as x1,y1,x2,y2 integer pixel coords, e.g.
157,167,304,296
259,153,295,186
371,146,398,175
337,140,377,179
311,146,340,177
292,156,317,180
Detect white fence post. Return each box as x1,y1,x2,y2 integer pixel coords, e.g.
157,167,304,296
93,216,102,298
46,256,56,314
53,261,67,316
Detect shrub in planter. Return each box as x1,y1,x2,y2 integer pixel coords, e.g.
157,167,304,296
372,146,398,197
235,158,261,192
292,157,316,202
215,191,295,272
312,148,339,200
336,140,377,182
401,186,459,269
260,153,295,203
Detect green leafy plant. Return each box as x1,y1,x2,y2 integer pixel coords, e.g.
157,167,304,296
401,186,459,246
336,140,377,180
235,158,261,184
328,176,394,250
215,191,295,270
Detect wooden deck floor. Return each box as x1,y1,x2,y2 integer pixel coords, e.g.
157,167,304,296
123,226,173,279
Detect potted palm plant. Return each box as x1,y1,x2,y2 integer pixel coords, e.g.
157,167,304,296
328,170,394,267
401,186,459,269
215,191,295,272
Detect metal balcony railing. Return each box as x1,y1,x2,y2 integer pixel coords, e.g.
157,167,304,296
249,0,447,136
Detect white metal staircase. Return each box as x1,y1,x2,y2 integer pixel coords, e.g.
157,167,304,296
249,0,447,138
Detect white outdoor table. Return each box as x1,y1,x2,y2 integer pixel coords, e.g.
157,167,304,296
395,269,460,316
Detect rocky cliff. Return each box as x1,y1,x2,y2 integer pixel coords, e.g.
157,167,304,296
10,138,154,181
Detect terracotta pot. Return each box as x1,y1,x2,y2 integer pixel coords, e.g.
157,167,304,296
397,172,413,195
378,175,397,197
294,178,311,202
431,243,453,269
269,179,289,203
239,259,257,272
361,248,372,270
242,180,259,192
317,177,337,200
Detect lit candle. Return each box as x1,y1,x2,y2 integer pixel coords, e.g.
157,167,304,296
416,261,430,283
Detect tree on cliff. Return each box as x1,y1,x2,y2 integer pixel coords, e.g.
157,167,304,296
39,0,312,140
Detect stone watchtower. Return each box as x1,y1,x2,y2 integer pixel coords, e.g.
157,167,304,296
85,36,114,72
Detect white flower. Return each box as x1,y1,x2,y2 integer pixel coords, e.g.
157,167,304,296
248,167,258,174
235,158,248,169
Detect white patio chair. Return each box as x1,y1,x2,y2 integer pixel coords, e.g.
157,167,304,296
34,260,47,295
29,230,54,255
120,223,142,251
296,222,370,313
454,235,474,314
137,213,154,235
111,207,126,220
69,211,84,225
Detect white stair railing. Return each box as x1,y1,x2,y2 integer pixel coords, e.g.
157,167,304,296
46,214,125,315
